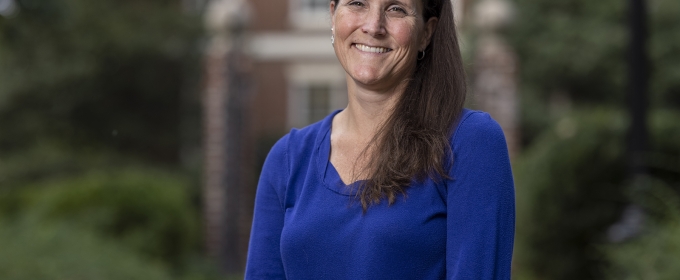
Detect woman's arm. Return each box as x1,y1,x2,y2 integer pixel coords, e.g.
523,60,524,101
245,135,289,279
446,112,515,280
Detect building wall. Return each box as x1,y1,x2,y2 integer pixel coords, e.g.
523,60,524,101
247,0,344,137
251,61,289,136
249,0,289,31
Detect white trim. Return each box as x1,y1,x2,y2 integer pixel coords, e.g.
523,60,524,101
289,0,330,30
247,33,337,61
287,63,346,85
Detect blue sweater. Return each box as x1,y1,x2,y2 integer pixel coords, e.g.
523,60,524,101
245,109,515,280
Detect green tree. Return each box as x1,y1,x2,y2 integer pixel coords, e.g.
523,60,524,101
509,0,680,145
0,0,211,277
0,0,202,163
513,109,680,280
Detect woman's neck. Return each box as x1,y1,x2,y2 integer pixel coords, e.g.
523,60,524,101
329,76,406,183
334,75,407,139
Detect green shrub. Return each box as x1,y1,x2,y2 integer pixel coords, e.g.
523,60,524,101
513,109,628,280
513,109,680,280
0,145,133,217
0,219,172,280
604,181,680,280
509,0,680,147
19,169,199,267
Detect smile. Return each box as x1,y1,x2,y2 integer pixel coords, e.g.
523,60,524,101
354,43,392,54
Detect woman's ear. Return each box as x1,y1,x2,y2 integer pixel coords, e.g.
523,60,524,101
420,17,438,51
330,1,337,20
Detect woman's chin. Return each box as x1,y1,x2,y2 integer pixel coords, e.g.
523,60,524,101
347,63,411,90
349,70,385,87
353,77,381,87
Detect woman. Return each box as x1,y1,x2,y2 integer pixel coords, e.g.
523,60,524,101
246,0,514,279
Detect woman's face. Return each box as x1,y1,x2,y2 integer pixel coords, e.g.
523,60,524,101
331,0,436,92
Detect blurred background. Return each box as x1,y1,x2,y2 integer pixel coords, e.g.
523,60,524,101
0,0,678,279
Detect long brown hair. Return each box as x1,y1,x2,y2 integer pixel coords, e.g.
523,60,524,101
333,0,467,210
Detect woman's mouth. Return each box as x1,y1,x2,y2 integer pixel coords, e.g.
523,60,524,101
354,43,392,54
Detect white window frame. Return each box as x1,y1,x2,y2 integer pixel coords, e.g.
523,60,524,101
289,0,331,30
287,63,347,128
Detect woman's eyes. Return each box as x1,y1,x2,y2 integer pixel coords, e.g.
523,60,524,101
346,2,409,14
344,1,411,16
387,6,407,14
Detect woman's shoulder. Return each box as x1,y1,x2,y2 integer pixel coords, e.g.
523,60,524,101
451,109,508,150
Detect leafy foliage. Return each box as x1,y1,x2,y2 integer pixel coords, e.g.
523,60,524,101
0,0,202,163
0,219,172,280
0,0,216,278
509,0,680,145
16,169,199,266
482,0,680,278
604,181,680,280
513,109,627,280
509,0,627,103
513,109,680,280
648,0,680,106
0,166,224,279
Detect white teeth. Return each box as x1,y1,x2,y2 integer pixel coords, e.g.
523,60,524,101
355,44,390,53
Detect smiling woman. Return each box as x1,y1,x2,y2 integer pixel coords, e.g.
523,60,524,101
245,0,515,279
331,0,432,90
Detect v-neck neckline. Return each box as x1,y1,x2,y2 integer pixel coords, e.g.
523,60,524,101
317,110,363,196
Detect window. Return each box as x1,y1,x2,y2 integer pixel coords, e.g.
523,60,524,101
299,0,328,11
307,84,331,123
289,83,341,127
290,0,330,30
287,64,347,128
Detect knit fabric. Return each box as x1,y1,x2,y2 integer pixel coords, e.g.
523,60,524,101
245,109,515,280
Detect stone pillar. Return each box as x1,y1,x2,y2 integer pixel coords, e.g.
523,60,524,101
472,0,520,158
202,0,251,272
0,0,18,17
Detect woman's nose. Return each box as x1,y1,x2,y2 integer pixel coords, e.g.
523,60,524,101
361,8,386,37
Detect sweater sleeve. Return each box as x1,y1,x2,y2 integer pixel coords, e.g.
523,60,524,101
245,135,289,279
446,112,515,280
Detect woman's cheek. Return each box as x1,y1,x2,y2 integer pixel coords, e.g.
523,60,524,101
336,14,359,38
389,23,418,47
